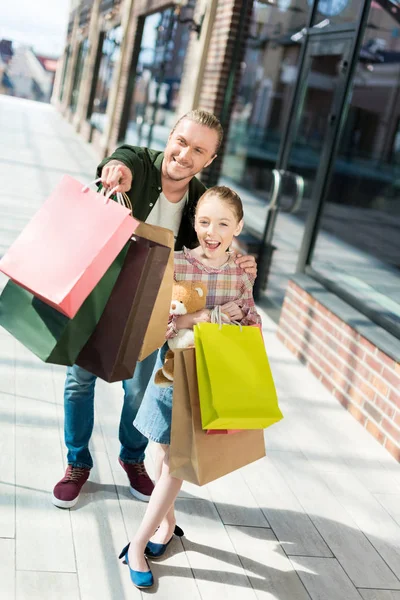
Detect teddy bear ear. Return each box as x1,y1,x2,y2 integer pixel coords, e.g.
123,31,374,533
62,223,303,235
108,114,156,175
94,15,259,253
194,286,205,297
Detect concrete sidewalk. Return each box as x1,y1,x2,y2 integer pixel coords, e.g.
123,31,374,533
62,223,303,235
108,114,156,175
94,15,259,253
1,96,400,600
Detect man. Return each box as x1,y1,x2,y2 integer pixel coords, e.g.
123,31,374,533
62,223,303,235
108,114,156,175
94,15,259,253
52,110,257,509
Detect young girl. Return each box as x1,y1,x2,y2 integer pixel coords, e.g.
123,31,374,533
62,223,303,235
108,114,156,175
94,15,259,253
119,186,262,589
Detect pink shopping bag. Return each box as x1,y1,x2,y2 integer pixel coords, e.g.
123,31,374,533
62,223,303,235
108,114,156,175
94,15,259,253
0,175,138,318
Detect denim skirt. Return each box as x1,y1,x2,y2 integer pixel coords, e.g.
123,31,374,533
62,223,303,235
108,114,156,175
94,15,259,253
133,343,174,445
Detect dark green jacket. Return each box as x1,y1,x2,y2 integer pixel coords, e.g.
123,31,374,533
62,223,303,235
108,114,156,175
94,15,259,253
98,146,206,250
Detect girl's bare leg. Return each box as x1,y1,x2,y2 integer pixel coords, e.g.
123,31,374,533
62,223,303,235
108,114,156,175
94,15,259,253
153,442,167,483
128,444,183,571
150,444,178,542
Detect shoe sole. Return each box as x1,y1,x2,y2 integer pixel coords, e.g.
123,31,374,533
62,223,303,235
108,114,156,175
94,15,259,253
129,486,151,503
144,551,166,560
51,493,79,509
133,583,154,589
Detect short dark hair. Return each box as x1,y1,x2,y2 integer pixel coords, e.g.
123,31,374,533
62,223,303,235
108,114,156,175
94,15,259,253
196,185,244,222
172,109,223,153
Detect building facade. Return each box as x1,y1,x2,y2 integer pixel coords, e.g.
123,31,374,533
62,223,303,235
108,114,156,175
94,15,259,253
55,0,400,460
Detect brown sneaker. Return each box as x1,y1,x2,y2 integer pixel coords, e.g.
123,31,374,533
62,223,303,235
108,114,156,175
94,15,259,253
118,458,154,502
52,465,90,509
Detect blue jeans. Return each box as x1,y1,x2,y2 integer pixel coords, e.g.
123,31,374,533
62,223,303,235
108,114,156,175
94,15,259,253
64,350,159,469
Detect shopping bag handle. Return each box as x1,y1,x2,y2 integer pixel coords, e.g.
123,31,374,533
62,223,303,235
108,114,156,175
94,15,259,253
116,191,133,213
81,179,132,212
108,185,134,211
81,178,113,204
210,306,242,331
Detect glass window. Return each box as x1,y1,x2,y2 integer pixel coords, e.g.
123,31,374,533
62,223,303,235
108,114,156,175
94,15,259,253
312,0,362,27
90,25,122,133
59,46,71,102
312,1,400,337
123,7,192,149
221,0,310,200
70,39,89,113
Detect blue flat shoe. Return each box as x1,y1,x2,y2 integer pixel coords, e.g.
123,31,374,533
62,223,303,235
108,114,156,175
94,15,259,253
145,525,184,559
119,543,154,589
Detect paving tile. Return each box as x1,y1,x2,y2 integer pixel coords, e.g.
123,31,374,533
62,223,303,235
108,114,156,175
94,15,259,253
0,392,15,538
0,538,15,599
375,494,400,527
359,591,400,600
207,469,270,528
0,333,16,395
16,572,79,600
69,451,139,600
242,458,332,557
290,556,362,600
177,498,257,599
319,470,400,582
15,391,75,572
227,525,310,599
14,345,57,402
270,450,400,589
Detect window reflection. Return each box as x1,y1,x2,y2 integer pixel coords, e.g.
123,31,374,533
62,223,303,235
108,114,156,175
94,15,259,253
221,0,309,200
59,46,71,102
313,0,362,26
90,25,122,133
312,2,400,336
70,39,89,113
123,8,191,149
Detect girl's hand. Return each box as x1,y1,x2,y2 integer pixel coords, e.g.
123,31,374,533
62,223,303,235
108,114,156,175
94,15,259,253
192,309,211,325
235,253,257,276
176,309,211,330
220,302,244,321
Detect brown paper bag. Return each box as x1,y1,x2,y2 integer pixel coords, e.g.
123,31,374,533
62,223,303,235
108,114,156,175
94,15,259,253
76,232,170,382
136,222,174,361
170,348,266,485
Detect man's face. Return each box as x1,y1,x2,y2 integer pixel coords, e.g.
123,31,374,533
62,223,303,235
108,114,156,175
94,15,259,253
162,119,219,182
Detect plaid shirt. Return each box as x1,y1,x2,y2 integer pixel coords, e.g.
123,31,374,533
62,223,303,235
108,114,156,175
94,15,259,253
167,247,261,338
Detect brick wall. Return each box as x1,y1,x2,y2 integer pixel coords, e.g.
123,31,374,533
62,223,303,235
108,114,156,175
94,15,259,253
197,0,253,187
277,280,400,462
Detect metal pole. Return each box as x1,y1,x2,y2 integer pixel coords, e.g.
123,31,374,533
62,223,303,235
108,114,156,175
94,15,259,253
253,169,282,299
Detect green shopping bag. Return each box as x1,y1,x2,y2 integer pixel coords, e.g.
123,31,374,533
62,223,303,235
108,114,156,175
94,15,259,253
194,323,283,430
0,244,128,365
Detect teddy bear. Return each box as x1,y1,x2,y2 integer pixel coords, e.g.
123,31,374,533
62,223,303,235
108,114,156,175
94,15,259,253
154,280,208,387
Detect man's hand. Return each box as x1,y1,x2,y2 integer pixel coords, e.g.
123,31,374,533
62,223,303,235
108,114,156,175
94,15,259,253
220,302,244,322
101,160,132,193
235,253,257,276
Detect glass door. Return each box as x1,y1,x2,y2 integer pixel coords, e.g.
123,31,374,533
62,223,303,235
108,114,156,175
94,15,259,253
261,31,354,306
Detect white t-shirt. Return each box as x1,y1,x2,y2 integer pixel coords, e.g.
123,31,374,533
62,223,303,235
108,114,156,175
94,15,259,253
145,190,188,239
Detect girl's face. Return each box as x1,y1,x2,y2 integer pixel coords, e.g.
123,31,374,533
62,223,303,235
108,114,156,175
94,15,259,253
194,195,243,261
